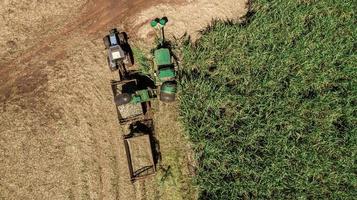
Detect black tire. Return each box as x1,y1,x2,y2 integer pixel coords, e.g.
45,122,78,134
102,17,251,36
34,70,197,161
107,56,117,71
118,33,126,44
124,54,133,67
103,35,110,49
160,92,175,103
114,93,131,105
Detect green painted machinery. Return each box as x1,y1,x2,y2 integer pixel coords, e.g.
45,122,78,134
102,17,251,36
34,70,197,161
154,48,176,83
159,81,177,102
116,89,155,105
111,79,155,124
150,17,178,103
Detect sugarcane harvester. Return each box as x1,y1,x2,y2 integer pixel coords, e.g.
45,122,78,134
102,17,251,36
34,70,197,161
150,18,178,103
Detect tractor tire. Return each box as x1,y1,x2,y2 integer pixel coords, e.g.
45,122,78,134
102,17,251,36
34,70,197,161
160,92,175,103
103,35,110,49
124,54,133,67
114,93,131,105
107,56,117,71
118,33,126,44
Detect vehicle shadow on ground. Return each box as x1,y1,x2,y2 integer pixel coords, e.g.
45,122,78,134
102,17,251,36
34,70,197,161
121,32,135,66
128,72,156,91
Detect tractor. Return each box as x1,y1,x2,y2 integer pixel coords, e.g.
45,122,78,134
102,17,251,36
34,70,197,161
111,79,155,125
103,29,133,76
150,18,178,103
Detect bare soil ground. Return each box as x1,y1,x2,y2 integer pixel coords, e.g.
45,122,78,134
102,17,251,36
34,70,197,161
0,0,248,199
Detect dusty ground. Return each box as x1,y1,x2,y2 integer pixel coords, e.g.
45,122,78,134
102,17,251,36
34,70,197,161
133,0,248,41
0,0,248,199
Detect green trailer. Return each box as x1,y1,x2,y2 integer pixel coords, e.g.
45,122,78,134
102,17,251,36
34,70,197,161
151,17,178,103
111,79,155,125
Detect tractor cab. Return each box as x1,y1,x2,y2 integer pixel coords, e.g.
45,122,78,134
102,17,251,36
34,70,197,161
109,35,125,61
154,48,176,84
103,29,132,71
109,31,125,59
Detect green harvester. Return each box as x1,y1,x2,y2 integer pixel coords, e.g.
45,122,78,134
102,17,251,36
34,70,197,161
154,48,176,83
150,17,178,103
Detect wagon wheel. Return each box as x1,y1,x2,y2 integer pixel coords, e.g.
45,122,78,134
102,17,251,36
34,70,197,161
103,35,110,49
160,82,176,102
160,92,175,103
114,93,131,105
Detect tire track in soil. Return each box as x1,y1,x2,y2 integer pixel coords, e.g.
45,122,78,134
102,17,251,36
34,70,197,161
0,1,184,197
138,181,148,200
0,0,186,70
34,35,137,200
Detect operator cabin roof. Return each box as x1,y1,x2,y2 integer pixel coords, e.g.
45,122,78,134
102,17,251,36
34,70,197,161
155,48,171,66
